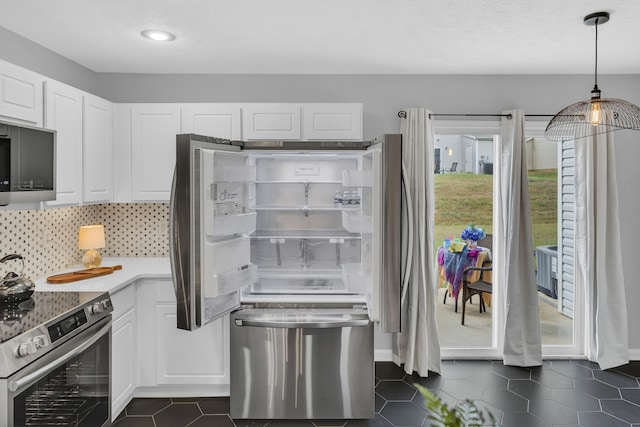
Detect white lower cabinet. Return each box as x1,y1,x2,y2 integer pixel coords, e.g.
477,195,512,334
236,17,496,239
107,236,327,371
127,279,230,400
154,279,229,385
110,285,137,419
155,305,229,385
111,308,137,417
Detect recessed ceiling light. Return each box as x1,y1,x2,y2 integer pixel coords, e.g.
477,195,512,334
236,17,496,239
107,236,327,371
141,29,176,42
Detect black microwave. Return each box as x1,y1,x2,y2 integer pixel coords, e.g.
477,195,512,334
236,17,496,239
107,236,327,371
0,120,56,205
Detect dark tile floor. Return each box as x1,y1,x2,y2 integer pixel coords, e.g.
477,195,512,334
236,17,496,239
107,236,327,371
112,360,640,427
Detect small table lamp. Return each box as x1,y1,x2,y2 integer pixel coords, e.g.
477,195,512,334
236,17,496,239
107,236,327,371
78,225,105,268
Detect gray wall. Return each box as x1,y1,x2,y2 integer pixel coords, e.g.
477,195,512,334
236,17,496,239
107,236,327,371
0,27,97,93
3,26,640,352
96,73,640,141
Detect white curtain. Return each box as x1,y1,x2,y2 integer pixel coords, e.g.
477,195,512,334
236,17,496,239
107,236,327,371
497,109,542,366
574,131,628,370
392,108,441,376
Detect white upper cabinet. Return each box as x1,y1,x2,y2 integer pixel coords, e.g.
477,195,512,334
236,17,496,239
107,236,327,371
44,80,83,206
130,104,181,201
0,60,44,126
181,104,242,140
83,94,114,203
302,103,363,140
243,104,301,140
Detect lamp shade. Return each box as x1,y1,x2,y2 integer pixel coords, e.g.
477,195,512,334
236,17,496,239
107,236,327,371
78,225,105,250
544,11,640,141
544,97,640,141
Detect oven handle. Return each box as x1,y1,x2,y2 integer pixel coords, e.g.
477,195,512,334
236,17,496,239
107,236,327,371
234,318,370,329
8,321,111,393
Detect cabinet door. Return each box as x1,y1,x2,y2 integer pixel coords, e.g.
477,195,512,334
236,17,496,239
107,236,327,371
181,104,242,139
111,308,137,419
155,304,230,385
44,80,83,206
130,104,181,201
0,59,44,126
155,280,229,385
83,94,114,203
243,104,301,140
303,103,363,140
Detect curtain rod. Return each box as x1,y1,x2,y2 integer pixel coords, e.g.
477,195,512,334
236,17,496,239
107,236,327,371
397,111,555,119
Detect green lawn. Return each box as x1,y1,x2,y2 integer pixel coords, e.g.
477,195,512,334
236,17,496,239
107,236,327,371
434,170,557,251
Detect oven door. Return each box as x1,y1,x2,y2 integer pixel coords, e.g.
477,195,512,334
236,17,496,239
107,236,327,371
2,316,111,427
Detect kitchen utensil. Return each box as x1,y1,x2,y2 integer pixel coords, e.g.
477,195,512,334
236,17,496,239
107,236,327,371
46,265,122,284
0,254,35,304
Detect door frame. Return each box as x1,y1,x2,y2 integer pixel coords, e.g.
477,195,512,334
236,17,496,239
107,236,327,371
433,120,584,360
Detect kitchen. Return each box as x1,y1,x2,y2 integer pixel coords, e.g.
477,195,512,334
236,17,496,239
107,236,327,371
1,1,640,426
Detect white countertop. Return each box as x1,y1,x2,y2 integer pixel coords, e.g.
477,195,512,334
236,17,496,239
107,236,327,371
34,257,171,294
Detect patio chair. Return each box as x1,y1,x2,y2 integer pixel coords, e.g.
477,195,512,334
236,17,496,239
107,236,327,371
434,161,442,174
477,233,493,252
461,255,492,325
445,162,458,173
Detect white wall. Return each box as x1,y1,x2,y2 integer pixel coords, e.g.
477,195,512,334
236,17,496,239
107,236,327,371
2,26,640,354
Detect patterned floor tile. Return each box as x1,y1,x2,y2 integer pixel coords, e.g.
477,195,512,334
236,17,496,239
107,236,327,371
113,360,640,427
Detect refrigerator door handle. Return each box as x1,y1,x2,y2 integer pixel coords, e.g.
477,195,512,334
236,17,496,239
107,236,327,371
169,166,178,294
401,161,414,304
234,319,370,329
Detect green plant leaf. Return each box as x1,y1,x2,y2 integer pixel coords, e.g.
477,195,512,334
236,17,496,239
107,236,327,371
415,383,500,427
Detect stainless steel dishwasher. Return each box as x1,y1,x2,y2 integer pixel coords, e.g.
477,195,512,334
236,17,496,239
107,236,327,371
230,306,374,419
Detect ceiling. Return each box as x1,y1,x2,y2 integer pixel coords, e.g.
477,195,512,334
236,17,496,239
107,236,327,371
1,0,639,75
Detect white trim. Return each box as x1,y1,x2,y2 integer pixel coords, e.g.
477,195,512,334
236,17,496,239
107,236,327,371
374,349,393,362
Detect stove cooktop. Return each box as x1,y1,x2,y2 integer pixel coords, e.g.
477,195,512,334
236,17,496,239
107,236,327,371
0,292,103,343
0,291,112,378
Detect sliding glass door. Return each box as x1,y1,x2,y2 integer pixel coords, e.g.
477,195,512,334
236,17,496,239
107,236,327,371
433,120,583,359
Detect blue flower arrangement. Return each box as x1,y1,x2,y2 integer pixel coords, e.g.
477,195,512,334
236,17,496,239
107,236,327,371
460,224,486,242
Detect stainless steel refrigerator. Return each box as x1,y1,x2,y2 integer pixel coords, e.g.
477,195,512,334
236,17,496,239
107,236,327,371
170,134,404,419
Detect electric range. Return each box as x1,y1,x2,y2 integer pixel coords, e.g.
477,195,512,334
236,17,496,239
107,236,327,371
0,291,113,378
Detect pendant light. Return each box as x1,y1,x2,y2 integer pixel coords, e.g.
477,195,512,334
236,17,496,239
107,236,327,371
544,12,640,141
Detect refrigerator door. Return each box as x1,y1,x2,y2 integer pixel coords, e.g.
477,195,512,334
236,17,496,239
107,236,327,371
342,134,402,332
172,134,257,331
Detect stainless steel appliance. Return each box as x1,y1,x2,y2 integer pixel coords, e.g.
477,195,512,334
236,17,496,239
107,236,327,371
0,120,56,205
0,291,113,427
171,134,404,419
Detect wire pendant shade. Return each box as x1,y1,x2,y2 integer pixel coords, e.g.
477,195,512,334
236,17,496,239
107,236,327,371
544,11,640,141
544,97,640,141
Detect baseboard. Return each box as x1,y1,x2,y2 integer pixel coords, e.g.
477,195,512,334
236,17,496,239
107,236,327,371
374,349,393,362
628,348,640,361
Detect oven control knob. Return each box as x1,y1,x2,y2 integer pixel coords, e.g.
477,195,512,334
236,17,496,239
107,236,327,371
91,302,105,314
18,341,38,357
33,335,50,348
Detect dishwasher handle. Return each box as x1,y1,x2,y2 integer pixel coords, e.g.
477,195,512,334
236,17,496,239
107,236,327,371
234,318,370,329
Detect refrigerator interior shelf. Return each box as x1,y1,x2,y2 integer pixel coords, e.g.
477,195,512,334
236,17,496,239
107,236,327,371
253,205,345,211
257,268,342,278
205,264,258,298
342,170,373,187
342,263,371,294
211,212,257,236
214,164,257,182
251,230,359,239
342,210,372,233
255,180,343,185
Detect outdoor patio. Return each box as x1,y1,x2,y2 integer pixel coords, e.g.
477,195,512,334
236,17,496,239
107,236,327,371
436,288,574,348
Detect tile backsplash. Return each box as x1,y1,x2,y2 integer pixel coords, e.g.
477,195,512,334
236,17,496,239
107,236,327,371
0,203,169,280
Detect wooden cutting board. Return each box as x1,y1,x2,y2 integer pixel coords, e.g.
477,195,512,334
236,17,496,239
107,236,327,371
47,265,123,284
